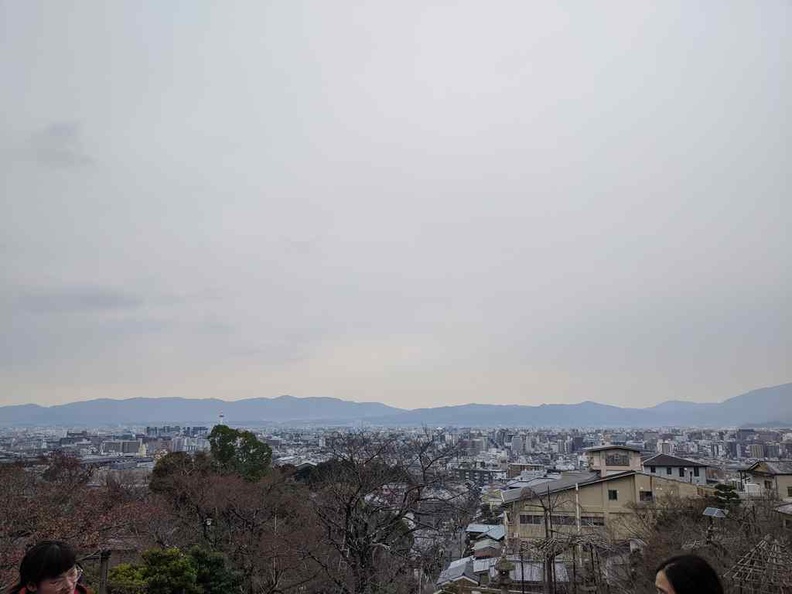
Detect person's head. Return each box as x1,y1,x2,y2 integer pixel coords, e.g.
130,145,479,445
14,541,82,594
655,554,723,594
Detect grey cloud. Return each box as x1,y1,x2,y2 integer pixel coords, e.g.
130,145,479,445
7,286,227,317
18,287,143,314
29,121,92,167
0,1,789,407
0,311,171,371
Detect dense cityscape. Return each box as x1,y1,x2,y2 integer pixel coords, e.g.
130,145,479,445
1,415,791,593
3,422,792,483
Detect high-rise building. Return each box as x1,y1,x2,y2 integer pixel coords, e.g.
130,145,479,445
748,443,765,459
510,435,523,456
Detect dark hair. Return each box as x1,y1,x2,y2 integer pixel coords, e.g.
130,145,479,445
656,554,723,594
11,541,78,593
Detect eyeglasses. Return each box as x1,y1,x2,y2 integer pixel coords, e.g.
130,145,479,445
46,567,83,588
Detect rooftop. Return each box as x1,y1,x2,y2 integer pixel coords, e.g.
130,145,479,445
501,471,600,503
746,460,792,475
489,559,569,584
643,453,707,468
585,444,642,453
436,556,476,586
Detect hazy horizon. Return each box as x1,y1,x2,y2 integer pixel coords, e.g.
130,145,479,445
2,1,790,409
2,381,790,412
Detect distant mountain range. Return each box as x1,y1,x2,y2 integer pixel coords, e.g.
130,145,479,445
0,383,790,428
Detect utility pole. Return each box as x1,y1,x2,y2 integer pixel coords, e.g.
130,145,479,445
98,550,110,594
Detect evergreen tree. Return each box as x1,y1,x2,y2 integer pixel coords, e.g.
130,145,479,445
713,483,740,510
208,425,271,481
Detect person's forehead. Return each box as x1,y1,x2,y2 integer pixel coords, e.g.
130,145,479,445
655,570,673,593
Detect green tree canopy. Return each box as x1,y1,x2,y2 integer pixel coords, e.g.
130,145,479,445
142,548,200,594
208,425,271,481
107,563,146,594
188,547,242,594
108,548,240,594
109,549,199,594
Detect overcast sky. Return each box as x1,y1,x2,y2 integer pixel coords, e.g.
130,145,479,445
1,1,789,410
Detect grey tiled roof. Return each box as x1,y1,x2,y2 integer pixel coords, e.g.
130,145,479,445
585,444,641,453
481,525,506,541
437,557,476,586
465,523,499,534
747,460,792,475
501,471,600,503
506,476,555,490
764,461,792,474
472,538,501,551
643,453,707,467
775,503,792,516
472,558,497,574
489,559,569,583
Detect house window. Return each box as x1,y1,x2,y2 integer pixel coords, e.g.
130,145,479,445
581,515,605,526
787,486,792,498
693,467,700,477
765,480,773,491
666,467,672,475
520,514,542,525
608,489,618,501
605,453,630,466
650,466,656,474
679,468,685,478
640,491,654,503
551,515,575,526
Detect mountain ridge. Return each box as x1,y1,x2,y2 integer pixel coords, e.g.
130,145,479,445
0,383,790,427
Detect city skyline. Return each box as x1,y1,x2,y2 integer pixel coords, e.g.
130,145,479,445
2,1,790,409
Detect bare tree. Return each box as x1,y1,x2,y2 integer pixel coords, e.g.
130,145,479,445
606,490,792,594
149,453,323,594
509,485,578,594
0,455,149,590
302,430,472,594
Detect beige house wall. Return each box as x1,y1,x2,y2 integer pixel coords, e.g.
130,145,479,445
586,449,642,476
746,462,792,501
750,473,792,500
778,475,792,501
507,473,709,542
